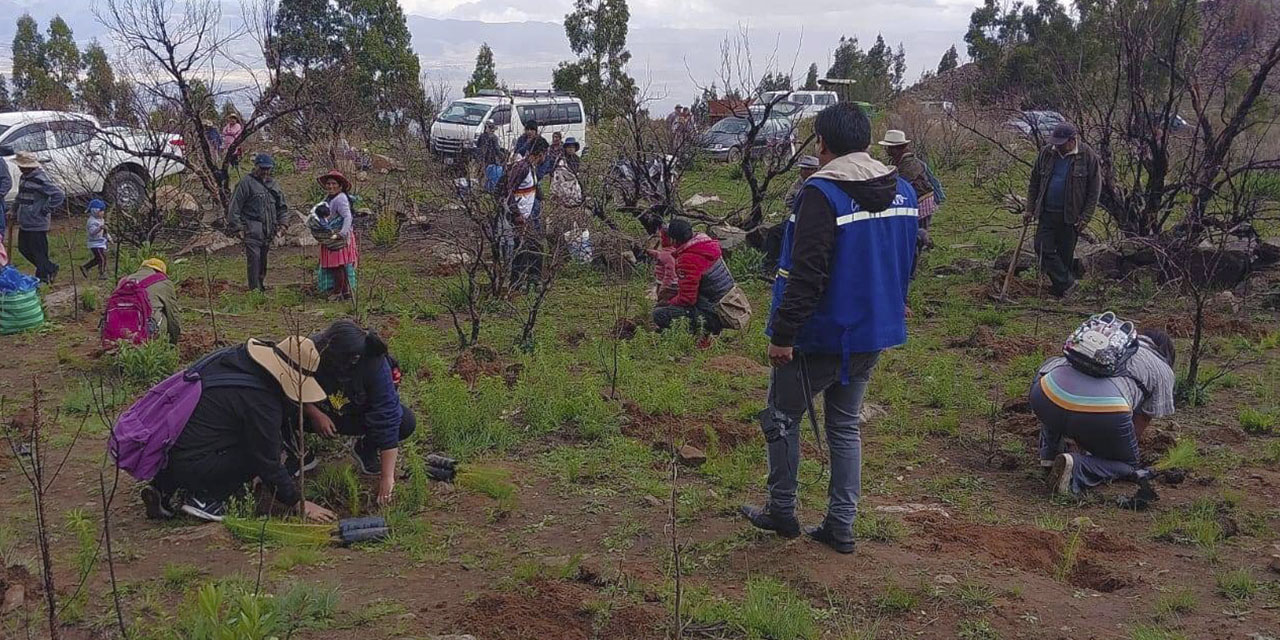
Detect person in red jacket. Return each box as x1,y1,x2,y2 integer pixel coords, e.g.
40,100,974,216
652,218,736,335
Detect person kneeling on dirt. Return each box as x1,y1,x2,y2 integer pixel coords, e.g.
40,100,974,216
294,319,415,506
142,337,337,523
651,218,735,340
129,258,182,344
1031,317,1176,497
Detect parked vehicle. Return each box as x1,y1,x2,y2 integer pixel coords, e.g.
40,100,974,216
1,111,185,210
1004,110,1067,141
696,115,796,162
919,101,956,117
746,100,805,123
429,90,588,163
760,90,838,118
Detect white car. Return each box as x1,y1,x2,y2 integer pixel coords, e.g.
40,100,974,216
760,90,839,119
430,90,588,162
1,111,185,210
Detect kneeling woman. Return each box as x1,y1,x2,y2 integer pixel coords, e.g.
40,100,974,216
304,320,415,506
1031,329,1177,496
144,337,338,523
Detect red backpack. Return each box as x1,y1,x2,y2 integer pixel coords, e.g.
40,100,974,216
101,273,167,348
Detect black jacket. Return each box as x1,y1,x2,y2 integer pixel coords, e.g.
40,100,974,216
168,346,301,506
771,163,900,347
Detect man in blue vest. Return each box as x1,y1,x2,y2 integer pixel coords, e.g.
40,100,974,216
741,103,919,554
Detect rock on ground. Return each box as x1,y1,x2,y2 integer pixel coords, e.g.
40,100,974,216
684,194,722,207
176,231,238,256
678,444,707,466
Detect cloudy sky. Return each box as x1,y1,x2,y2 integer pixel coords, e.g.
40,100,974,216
0,0,986,110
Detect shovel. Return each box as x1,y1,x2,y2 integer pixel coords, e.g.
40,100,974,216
991,217,1032,303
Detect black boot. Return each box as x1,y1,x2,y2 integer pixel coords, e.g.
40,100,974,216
806,520,855,554
740,505,801,539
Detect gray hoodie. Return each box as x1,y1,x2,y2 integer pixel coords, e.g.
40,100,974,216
16,168,66,232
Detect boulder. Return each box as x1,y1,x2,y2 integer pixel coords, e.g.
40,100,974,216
678,444,707,466
710,225,748,251
684,194,722,207
176,231,238,256
1077,241,1125,278
1257,238,1280,266
371,153,400,173
1177,242,1252,289
155,185,199,214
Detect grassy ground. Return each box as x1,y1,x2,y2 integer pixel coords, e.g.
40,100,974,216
1,155,1278,640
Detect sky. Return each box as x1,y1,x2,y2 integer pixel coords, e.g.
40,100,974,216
0,0,987,111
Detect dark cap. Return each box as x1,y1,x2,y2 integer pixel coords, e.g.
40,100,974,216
1049,123,1077,145
253,153,275,168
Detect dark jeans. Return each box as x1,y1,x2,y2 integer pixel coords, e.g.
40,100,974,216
245,241,270,291
83,248,107,274
653,301,723,335
153,448,252,503
18,230,58,282
763,350,881,534
1035,214,1078,295
1030,378,1141,493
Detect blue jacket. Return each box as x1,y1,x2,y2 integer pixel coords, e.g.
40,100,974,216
767,153,918,375
322,355,403,451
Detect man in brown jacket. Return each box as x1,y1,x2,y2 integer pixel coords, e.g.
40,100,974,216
1024,122,1101,297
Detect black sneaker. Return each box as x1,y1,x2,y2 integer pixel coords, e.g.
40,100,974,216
806,522,855,554
140,485,175,520
348,439,380,476
180,495,228,522
286,450,318,477
740,505,801,539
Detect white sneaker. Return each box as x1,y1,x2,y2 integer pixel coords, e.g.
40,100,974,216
1048,453,1074,496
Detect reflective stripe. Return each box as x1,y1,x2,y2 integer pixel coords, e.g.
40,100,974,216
776,268,790,279
1039,374,1130,414
834,207,918,226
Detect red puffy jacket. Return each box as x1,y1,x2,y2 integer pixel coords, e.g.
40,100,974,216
669,233,723,307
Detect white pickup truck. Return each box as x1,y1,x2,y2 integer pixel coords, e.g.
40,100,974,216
1,111,185,210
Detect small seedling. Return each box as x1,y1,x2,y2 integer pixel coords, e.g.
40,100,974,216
1239,408,1276,435
873,583,918,615
1153,588,1196,619
1130,625,1189,640
1214,568,1259,601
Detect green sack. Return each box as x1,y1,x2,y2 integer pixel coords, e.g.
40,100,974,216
0,289,45,335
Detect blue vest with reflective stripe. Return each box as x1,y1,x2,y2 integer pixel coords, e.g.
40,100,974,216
767,176,919,358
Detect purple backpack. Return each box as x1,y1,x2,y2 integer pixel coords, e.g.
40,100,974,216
110,347,267,481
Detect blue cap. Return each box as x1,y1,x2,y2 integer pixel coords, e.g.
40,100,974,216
563,137,580,149
87,198,107,211
253,153,275,168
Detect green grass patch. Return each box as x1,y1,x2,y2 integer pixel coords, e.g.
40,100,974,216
421,374,514,459
1238,408,1276,435
1130,626,1189,640
1214,568,1259,601
873,582,918,615
112,339,179,385
1153,588,1196,619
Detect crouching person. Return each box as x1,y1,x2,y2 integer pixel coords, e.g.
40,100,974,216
299,320,415,506
1032,317,1176,497
137,337,337,523
651,218,736,342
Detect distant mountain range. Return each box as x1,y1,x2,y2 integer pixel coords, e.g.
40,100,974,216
0,2,965,111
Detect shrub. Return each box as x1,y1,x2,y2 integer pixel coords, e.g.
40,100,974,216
79,289,98,312
370,209,400,247
113,339,179,385
725,246,766,280
516,350,615,440
421,374,513,459
1238,408,1276,435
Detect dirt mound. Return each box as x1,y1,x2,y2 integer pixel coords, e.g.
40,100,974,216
706,355,769,376
178,327,222,361
451,347,516,387
1151,312,1265,339
454,579,662,640
177,277,242,299
919,519,1133,592
621,401,758,452
950,326,1052,362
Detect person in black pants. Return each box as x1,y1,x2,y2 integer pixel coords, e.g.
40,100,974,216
13,152,65,283
226,154,288,291
1024,123,1101,297
298,319,415,506
144,337,338,523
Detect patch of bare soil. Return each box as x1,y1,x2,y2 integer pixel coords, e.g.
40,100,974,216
454,579,663,640
950,326,1053,362
450,346,519,387
1151,311,1266,339
918,517,1136,592
177,277,242,299
621,401,759,453
706,355,770,377
178,327,223,361
1,564,39,615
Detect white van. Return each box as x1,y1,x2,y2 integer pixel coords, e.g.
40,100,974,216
429,90,588,162
759,90,839,119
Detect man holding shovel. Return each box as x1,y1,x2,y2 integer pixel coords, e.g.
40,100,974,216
1024,123,1101,298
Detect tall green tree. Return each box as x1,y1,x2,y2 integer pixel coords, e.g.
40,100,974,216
10,14,52,109
0,75,11,111
552,0,636,123
464,43,499,96
827,34,906,103
756,72,792,94
80,42,118,120
802,63,820,90
43,16,80,109
273,0,423,128
937,44,960,74
963,0,1080,104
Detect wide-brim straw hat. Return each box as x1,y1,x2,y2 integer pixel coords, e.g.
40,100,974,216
246,337,326,403
15,151,40,169
878,129,910,146
317,170,351,192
